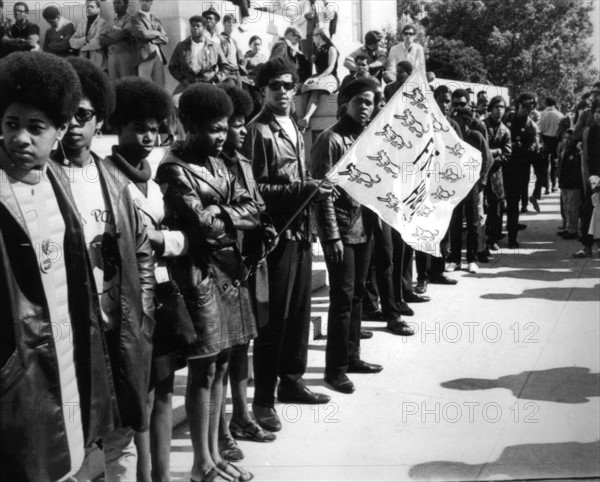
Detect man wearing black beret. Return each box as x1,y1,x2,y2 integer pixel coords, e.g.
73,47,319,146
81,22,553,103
243,57,333,431
311,78,387,394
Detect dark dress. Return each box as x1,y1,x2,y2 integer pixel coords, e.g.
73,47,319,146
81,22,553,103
301,44,339,94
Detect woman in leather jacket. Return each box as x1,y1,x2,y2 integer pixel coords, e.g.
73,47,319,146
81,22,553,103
156,84,260,482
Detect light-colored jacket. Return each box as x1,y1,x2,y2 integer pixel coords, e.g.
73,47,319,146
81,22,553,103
70,15,108,70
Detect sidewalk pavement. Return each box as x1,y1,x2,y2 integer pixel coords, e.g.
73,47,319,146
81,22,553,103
87,139,599,482
166,192,600,482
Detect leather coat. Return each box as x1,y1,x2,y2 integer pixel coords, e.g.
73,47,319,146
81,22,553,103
0,157,118,481
242,105,314,243
156,144,261,355
92,155,156,432
310,115,373,244
484,117,512,200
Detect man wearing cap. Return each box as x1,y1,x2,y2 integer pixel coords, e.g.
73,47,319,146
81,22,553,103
270,26,310,83
202,8,221,43
311,78,388,394
243,57,333,431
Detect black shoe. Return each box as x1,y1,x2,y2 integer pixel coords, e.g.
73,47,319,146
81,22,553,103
561,232,579,239
415,280,427,294
477,252,489,263
530,196,540,212
347,359,383,374
508,240,520,249
398,302,415,316
360,330,373,339
252,404,282,432
277,380,331,404
361,310,385,321
520,207,528,213
429,274,458,285
404,291,431,303
324,375,355,394
517,223,527,230
387,319,415,336
487,242,500,251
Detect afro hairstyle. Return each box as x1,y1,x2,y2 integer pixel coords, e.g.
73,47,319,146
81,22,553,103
0,51,81,127
109,77,173,129
66,57,115,122
220,85,253,118
178,84,233,128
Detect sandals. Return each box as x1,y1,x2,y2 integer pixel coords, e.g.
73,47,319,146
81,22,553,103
217,460,254,482
191,466,233,482
219,433,244,461
230,418,276,442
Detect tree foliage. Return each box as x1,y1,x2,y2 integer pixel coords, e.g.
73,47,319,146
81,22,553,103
420,0,598,107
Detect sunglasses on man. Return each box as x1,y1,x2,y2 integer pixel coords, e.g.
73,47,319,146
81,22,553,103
268,81,296,91
403,31,416,36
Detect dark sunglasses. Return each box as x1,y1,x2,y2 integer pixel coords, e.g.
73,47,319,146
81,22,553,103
75,107,96,123
268,81,296,91
403,31,416,36
452,101,467,108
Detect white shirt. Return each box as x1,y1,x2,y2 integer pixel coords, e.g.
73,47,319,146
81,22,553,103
190,37,205,73
539,106,565,137
275,114,298,147
386,41,425,80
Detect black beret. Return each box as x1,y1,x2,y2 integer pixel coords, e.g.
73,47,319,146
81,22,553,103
256,57,298,88
0,51,81,127
338,78,380,106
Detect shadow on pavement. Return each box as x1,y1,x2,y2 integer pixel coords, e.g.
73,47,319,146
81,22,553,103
481,283,600,302
409,440,600,480
441,367,600,403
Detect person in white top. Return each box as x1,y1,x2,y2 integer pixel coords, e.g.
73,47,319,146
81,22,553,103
539,96,565,193
384,24,425,83
58,56,156,482
0,51,118,482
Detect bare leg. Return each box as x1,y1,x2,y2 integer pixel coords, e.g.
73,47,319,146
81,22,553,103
302,92,324,127
186,356,218,481
229,343,250,422
150,373,175,482
135,389,155,482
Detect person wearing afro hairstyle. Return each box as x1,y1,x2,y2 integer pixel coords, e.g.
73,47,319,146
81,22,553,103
53,57,157,482
0,51,119,481
156,83,261,482
107,76,187,482
218,86,277,461
41,5,76,57
242,57,333,432
311,78,389,394
383,60,412,101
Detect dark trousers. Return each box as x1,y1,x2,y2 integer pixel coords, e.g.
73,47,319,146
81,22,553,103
415,231,448,281
504,162,523,242
485,188,503,243
363,222,401,319
325,240,372,378
253,239,312,406
391,230,409,301
532,154,549,198
580,190,594,248
542,135,559,189
448,186,479,263
520,160,533,208
231,0,250,17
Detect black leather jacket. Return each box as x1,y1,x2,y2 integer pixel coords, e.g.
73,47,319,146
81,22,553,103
243,105,314,243
310,115,374,244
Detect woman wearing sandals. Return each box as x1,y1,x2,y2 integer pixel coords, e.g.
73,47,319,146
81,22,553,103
217,86,277,463
297,27,339,132
157,83,260,482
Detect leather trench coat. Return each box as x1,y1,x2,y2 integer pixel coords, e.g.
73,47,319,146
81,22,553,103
0,158,118,481
89,155,156,432
310,115,373,244
484,118,512,200
156,145,261,355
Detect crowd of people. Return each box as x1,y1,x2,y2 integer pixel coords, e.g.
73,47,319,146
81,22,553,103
1,1,600,481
